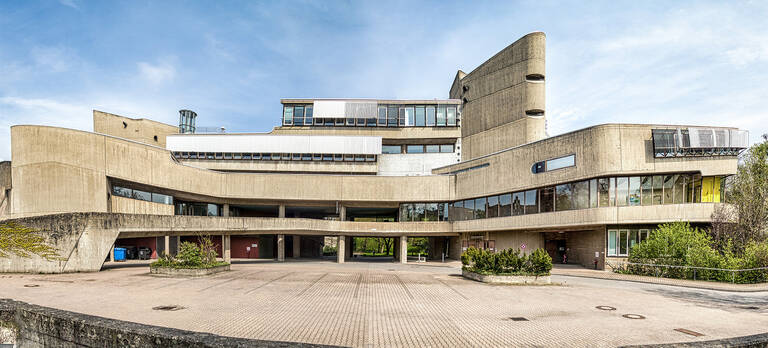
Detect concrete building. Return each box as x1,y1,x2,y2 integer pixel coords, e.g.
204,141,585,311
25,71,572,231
0,32,750,273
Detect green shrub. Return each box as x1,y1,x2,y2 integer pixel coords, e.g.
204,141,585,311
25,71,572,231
527,248,553,274
150,237,227,269
461,247,551,276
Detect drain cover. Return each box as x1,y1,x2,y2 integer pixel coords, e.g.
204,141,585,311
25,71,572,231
23,284,40,288
506,317,529,321
152,305,184,311
622,314,645,320
596,306,616,311
674,328,704,337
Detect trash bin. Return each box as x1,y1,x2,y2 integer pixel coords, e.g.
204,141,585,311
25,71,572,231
137,247,152,260
114,247,126,262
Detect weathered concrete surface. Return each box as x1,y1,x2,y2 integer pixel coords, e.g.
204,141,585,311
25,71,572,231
0,161,10,219
150,264,230,277
93,110,178,148
462,269,552,284
0,299,338,348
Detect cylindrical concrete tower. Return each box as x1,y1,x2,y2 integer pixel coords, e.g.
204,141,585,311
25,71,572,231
178,109,197,134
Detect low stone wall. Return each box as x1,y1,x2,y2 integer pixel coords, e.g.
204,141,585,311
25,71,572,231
0,299,339,347
462,269,551,285
150,264,230,277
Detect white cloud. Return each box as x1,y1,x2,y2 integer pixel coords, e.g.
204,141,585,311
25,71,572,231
59,0,78,9
30,46,78,72
137,61,176,85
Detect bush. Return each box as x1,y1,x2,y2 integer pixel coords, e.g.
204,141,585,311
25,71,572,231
150,237,227,269
461,246,551,276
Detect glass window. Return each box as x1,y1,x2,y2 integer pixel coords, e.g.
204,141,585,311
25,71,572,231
398,107,406,126
447,106,457,126
474,197,486,219
294,106,304,126
406,145,424,153
524,189,538,214
439,203,447,221
132,190,151,201
639,229,650,243
630,230,638,250
616,177,629,206
693,175,702,203
487,196,499,218
322,154,333,161
652,175,663,204
452,201,463,221
382,145,402,154
663,175,675,204
113,186,132,198
540,187,554,212
388,106,398,126
207,204,220,216
555,184,573,211
436,105,446,126
302,153,311,161
598,178,612,207
415,106,426,126
463,199,475,220
545,155,575,171
378,106,387,125
701,176,715,203
641,176,653,205
414,203,426,221
426,106,436,126
305,105,313,124
151,193,173,205
573,181,589,209
674,175,685,204
609,178,616,206
425,145,440,153
405,107,415,126
499,194,512,217
426,203,438,221
608,230,617,256
283,106,293,125
628,177,641,206
512,192,524,216
399,205,409,222
439,144,454,153
366,117,376,127
589,179,598,208
619,230,629,256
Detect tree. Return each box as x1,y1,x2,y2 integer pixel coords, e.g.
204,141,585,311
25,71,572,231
711,135,768,253
0,222,59,260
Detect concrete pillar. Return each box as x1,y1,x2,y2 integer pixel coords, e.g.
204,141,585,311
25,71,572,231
222,235,231,263
279,205,286,218
339,205,346,221
164,235,170,257
400,236,408,264
393,237,400,261
109,245,115,262
345,236,353,260
337,236,345,264
223,203,230,217
277,234,285,262
293,235,301,258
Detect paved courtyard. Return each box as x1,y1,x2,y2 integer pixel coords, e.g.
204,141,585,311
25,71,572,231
1,260,767,347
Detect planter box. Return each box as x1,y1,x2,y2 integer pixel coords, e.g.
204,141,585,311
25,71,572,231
462,269,551,285
150,264,230,277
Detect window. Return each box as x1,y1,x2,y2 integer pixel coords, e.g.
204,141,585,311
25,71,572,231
608,230,617,256
641,176,653,205
619,230,629,256
463,199,475,220
436,105,446,126
446,106,457,126
573,181,589,209
616,177,629,206
323,154,333,161
413,203,426,221
305,105,313,124
452,201,463,221
405,107,414,126
609,178,616,207
474,197,486,219
487,196,499,218
406,145,424,153
398,107,406,126
283,106,293,125
426,203,438,221
382,145,402,154
589,179,598,208
378,106,387,125
673,175,685,204
415,106,426,126
652,175,663,204
546,155,575,171
294,106,304,126
555,184,573,211
512,192,524,216
132,190,151,202
151,193,173,205
540,187,554,212
400,204,409,222
439,144,454,153
639,229,650,243
629,177,641,206
524,189,538,214
291,154,301,161
663,175,675,204
499,194,512,217
426,106,436,126
302,153,311,161
388,106,398,126
113,186,132,198
598,178,611,207
426,145,440,153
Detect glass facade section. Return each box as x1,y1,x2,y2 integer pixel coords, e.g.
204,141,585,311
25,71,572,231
499,194,512,217
283,106,293,125
436,106,446,126
426,145,440,153
487,196,499,218
512,192,524,216
474,197,486,219
415,106,426,127
663,175,675,204
629,177,641,206
598,178,611,207
540,187,554,213
446,106,456,126
406,145,424,153
440,144,454,153
545,155,575,171
652,175,663,204
674,175,685,204
426,106,436,126
464,199,475,220
589,179,598,208
382,145,401,154
573,181,589,210
641,176,653,205
524,189,538,214
616,177,629,206
555,184,573,211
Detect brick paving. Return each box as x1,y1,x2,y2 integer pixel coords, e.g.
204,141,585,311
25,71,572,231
1,260,767,347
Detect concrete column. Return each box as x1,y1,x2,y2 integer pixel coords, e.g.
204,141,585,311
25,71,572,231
345,236,353,260
293,235,301,258
339,205,346,221
109,245,115,262
278,205,286,218
277,234,285,262
222,235,231,263
337,236,345,264
223,203,230,217
393,237,400,261
164,235,170,257
399,236,408,264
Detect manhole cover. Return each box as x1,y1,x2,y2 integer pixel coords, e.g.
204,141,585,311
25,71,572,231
674,328,704,337
622,314,645,320
152,305,184,311
506,317,529,321
596,306,616,311
23,284,39,288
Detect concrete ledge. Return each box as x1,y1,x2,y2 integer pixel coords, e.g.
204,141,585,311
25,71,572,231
150,264,230,277
0,299,339,347
620,332,768,348
462,269,551,285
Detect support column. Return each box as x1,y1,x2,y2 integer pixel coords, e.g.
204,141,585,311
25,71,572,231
109,245,115,262
222,235,231,263
337,236,345,263
279,205,286,218
223,203,230,217
400,236,408,264
277,234,285,261
339,205,346,221
293,235,301,258
393,237,400,261
164,235,170,257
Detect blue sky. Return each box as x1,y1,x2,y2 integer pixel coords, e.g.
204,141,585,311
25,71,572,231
1,0,767,161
